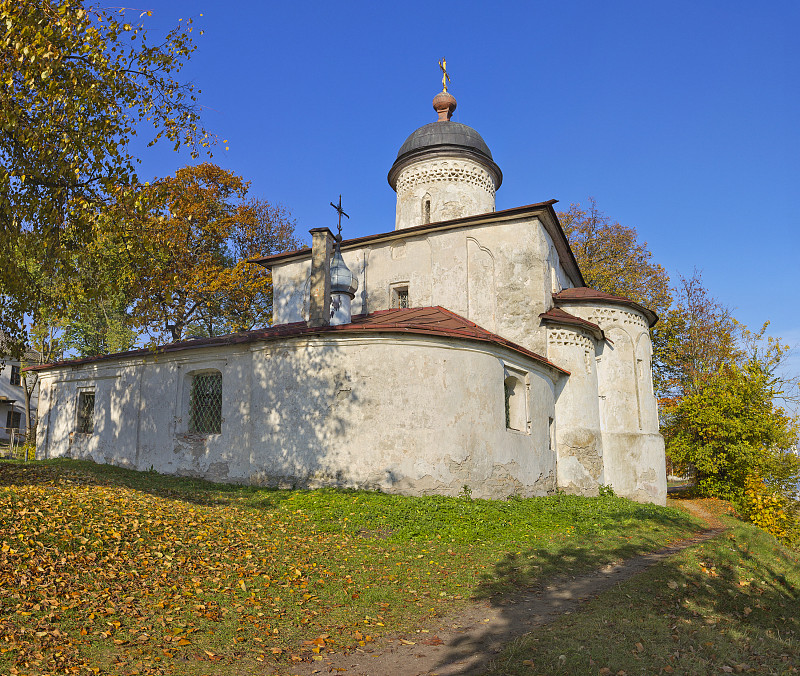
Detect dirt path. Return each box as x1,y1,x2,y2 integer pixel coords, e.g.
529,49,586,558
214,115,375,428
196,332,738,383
289,500,726,676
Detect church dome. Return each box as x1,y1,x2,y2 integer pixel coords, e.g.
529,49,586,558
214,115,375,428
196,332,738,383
395,121,495,163
388,121,503,190
330,244,358,297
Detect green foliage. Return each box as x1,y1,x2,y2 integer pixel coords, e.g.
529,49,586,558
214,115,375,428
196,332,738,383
664,359,799,503
0,0,210,353
597,483,616,498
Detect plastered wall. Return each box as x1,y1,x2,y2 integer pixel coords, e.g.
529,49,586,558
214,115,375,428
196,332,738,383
36,335,560,499
556,301,666,504
272,216,573,357
394,157,497,230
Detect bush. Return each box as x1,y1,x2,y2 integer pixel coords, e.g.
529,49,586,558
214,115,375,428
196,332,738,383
740,475,796,543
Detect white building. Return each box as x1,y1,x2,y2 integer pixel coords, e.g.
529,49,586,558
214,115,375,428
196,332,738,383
0,347,39,446
29,85,666,504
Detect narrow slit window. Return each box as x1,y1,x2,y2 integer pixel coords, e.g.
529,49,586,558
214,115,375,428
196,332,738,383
76,392,95,434
504,375,526,431
423,197,431,224
188,372,222,434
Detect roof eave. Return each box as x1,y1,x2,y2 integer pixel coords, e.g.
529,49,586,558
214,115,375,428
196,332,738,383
249,201,560,269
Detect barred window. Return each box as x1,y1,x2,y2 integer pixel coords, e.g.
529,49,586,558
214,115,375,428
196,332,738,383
392,285,409,309
188,372,222,434
76,392,95,434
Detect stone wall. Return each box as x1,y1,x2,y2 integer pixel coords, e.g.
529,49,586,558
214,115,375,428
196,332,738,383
556,301,666,504
394,157,496,230
36,334,561,499
272,215,575,358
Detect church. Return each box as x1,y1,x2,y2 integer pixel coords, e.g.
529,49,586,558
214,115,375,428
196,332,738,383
29,76,667,505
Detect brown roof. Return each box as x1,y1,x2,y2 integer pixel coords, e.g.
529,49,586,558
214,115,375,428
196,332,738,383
539,307,604,340
249,201,585,288
553,287,658,327
25,307,568,376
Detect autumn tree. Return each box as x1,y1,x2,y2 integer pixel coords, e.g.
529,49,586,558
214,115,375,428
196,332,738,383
0,0,210,358
657,270,740,406
60,227,138,357
120,164,300,342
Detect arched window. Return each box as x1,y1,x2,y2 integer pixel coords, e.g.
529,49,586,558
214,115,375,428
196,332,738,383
188,371,222,434
422,195,431,224
504,373,526,431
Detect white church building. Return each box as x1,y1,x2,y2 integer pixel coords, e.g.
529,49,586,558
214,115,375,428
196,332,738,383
29,84,667,505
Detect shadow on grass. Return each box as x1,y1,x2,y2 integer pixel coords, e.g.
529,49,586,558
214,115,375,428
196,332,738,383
0,458,298,510
482,519,800,675
473,499,702,599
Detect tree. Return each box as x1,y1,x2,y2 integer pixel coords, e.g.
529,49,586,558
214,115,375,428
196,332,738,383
0,0,210,356
657,270,740,407
663,357,799,503
120,164,300,342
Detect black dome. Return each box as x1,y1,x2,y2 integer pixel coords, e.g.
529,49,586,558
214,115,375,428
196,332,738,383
388,120,502,189
395,121,494,161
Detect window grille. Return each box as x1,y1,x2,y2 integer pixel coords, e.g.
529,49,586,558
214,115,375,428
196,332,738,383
76,392,95,434
504,381,512,428
392,286,409,309
10,365,20,386
188,372,222,434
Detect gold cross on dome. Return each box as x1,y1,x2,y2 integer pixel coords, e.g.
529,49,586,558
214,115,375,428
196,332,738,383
329,194,349,240
439,57,450,93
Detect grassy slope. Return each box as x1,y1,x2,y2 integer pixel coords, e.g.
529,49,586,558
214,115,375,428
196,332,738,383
486,512,800,675
0,460,703,675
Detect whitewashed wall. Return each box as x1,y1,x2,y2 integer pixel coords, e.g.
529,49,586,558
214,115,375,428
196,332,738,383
36,334,561,499
272,215,575,358
556,301,666,504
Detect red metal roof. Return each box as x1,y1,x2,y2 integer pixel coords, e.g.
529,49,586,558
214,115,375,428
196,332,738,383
539,307,604,340
553,287,658,327
25,307,568,375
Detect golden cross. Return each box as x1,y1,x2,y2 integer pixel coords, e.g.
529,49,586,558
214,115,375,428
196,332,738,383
438,57,450,93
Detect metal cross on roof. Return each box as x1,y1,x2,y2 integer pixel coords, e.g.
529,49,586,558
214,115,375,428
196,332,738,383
329,194,349,241
439,57,450,93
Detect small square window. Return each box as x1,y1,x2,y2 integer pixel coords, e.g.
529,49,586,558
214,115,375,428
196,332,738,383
10,365,21,386
392,286,409,309
76,392,95,434
188,372,222,434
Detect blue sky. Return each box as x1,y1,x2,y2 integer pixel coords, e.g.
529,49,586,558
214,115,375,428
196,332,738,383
132,0,799,383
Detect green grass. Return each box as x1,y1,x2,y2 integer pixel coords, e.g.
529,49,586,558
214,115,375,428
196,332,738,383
0,459,703,675
485,514,800,675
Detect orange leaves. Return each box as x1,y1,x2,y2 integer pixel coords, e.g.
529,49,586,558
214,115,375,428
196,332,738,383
112,164,299,341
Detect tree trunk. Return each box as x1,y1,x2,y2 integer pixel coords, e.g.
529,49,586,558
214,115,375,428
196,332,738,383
22,371,37,443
